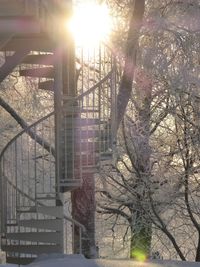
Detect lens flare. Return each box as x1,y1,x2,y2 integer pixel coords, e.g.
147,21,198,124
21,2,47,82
131,249,147,262
68,3,112,47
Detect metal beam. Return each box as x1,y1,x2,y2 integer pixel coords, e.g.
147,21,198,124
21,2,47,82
0,17,40,34
0,48,30,83
0,34,13,50
2,36,54,51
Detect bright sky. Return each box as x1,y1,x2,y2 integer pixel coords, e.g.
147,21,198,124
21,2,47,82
68,0,112,47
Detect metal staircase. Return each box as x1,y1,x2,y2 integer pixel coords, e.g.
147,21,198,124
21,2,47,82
0,113,84,264
0,0,118,264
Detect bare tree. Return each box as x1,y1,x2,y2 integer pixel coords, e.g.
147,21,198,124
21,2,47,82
97,0,200,261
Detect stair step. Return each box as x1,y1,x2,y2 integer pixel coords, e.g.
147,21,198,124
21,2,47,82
82,165,98,172
19,67,54,78
61,130,103,139
61,141,109,152
3,244,61,254
61,129,111,141
100,152,113,160
19,219,62,231
36,196,57,200
66,142,99,152
17,206,37,213
60,159,98,168
17,206,64,218
62,118,101,127
22,54,55,65
1,35,54,51
0,17,40,34
81,170,98,175
81,109,100,113
6,232,61,243
63,108,100,114
38,80,54,91
6,223,18,227
6,256,36,265
37,206,63,218
59,179,82,192
59,179,81,186
99,159,113,166
36,193,59,200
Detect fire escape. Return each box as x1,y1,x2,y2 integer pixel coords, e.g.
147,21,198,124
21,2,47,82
0,0,117,264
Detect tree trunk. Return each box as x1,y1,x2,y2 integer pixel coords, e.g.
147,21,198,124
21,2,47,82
195,234,200,261
116,0,145,127
129,68,152,259
115,0,152,258
130,211,152,260
71,172,97,258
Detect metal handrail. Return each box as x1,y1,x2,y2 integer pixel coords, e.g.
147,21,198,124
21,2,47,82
8,175,85,232
0,111,54,161
2,174,85,233
0,111,85,251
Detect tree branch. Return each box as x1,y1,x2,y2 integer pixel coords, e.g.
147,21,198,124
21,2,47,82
0,96,55,156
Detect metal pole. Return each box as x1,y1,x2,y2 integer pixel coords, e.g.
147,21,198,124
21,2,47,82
54,46,63,199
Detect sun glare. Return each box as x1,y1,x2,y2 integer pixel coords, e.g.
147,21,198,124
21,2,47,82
68,3,112,47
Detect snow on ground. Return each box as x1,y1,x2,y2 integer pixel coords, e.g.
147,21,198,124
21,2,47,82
0,254,200,267
0,265,16,267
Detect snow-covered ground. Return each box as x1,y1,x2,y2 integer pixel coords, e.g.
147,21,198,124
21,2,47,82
0,254,200,267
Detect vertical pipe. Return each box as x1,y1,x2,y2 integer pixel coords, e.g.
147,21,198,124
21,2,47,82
63,15,76,188
98,44,102,156
0,158,5,234
41,121,45,194
72,221,75,253
54,47,63,196
34,125,37,206
61,213,65,254
27,134,31,205
65,218,68,254
14,141,18,221
79,227,82,254
49,116,53,193
111,56,117,148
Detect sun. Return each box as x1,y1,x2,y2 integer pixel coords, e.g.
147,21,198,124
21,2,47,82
67,2,112,47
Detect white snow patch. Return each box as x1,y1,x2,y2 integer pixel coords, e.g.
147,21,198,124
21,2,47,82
1,255,200,267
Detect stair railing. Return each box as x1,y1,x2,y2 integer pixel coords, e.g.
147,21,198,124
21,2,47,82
74,42,120,158
0,111,85,254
